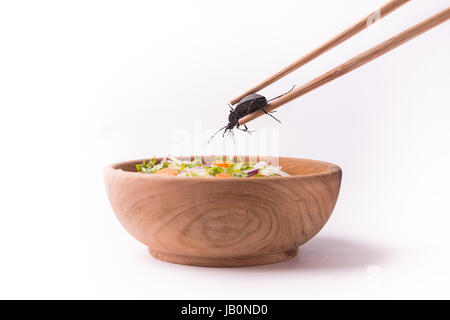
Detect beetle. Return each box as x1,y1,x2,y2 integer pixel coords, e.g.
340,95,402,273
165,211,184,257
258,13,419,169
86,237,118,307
208,85,295,143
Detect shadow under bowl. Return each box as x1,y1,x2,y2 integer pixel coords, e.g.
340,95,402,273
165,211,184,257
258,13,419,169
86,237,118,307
104,156,342,267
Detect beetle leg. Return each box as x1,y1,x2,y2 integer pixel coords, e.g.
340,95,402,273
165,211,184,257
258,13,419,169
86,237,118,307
224,128,236,143
243,124,254,132
261,106,281,123
228,103,234,111
237,124,254,134
229,129,236,144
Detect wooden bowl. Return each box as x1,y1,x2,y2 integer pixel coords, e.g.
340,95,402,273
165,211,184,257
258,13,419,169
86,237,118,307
104,156,342,267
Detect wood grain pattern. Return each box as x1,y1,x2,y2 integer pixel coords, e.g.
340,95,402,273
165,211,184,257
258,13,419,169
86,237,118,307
104,156,342,267
229,0,409,105
238,7,450,125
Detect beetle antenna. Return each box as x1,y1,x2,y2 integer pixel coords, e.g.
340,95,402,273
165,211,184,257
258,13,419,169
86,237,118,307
266,85,296,102
208,125,227,144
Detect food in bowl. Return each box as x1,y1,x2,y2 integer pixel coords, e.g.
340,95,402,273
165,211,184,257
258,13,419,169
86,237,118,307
136,156,290,178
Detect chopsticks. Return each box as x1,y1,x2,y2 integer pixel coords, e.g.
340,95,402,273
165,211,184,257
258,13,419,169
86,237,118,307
235,5,450,126
230,0,410,105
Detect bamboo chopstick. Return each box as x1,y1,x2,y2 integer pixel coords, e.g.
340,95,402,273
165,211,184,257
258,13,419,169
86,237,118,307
230,0,410,105
238,7,450,126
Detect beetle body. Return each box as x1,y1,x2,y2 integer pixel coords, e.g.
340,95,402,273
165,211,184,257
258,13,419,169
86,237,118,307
235,94,267,116
208,86,294,143
227,94,267,129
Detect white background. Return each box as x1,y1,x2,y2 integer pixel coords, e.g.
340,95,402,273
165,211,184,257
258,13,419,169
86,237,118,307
1,0,449,299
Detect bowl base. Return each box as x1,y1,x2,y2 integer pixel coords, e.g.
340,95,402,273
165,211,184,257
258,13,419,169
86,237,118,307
148,248,298,267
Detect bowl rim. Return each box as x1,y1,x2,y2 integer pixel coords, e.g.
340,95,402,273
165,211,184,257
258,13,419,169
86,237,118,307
105,156,342,182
